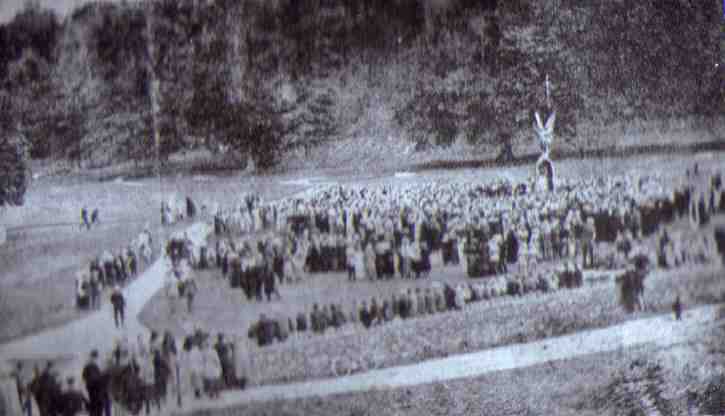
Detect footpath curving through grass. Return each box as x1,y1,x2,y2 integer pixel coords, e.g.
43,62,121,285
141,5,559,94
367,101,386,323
183,319,725,416
227,264,725,388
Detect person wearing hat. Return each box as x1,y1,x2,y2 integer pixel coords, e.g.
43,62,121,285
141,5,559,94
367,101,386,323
110,286,125,328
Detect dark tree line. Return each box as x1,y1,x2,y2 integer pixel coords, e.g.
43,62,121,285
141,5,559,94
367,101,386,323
0,0,722,182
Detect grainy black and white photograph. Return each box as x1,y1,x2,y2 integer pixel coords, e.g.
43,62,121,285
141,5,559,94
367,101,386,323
0,0,724,415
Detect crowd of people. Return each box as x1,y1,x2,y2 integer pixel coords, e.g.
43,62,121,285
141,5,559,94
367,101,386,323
204,168,723,297
40,164,722,414
74,227,154,311
220,172,720,281
178,167,718,349
245,260,586,348
10,327,245,416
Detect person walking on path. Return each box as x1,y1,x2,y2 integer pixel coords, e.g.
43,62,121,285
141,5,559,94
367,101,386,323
110,286,125,328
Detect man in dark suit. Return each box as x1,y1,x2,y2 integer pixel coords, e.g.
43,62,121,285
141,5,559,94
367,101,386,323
110,286,125,328
80,207,90,231
91,208,99,227
673,295,683,320
82,351,101,416
32,362,61,416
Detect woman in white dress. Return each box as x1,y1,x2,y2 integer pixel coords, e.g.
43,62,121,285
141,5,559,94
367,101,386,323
201,341,223,399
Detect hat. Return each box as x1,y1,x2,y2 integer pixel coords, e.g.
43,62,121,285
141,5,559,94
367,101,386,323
90,350,99,358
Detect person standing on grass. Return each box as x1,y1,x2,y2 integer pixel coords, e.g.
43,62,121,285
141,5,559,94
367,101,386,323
34,362,61,416
185,277,198,314
127,246,137,277
262,257,281,302
89,273,100,310
296,311,308,332
80,206,90,231
58,377,88,416
91,208,99,228
673,295,683,320
12,362,32,416
110,286,125,328
581,217,597,269
201,340,222,398
82,350,103,416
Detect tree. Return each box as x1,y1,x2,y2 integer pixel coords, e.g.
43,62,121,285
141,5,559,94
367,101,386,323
0,134,30,207
0,99,30,207
286,83,340,155
215,96,286,171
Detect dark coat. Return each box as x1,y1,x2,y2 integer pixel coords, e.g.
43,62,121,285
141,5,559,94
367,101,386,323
59,389,87,416
110,292,125,310
360,308,372,329
82,362,101,396
296,313,308,332
248,318,276,347
262,268,276,295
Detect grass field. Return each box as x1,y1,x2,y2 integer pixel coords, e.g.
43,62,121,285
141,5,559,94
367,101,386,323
187,319,725,416
3,150,723,343
141,255,725,388
1,142,725,416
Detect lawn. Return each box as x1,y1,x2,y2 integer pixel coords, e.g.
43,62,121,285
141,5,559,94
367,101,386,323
2,150,723,348
0,172,311,342
139,203,725,387
186,320,725,416
200,264,725,387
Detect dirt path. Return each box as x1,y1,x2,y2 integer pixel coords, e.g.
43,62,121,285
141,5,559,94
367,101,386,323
166,303,724,415
0,254,171,363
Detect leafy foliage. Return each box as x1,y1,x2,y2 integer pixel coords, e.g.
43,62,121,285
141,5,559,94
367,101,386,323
0,119,30,207
0,0,721,170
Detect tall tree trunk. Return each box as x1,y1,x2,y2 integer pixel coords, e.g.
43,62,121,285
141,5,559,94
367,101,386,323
228,3,244,104
146,6,162,178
